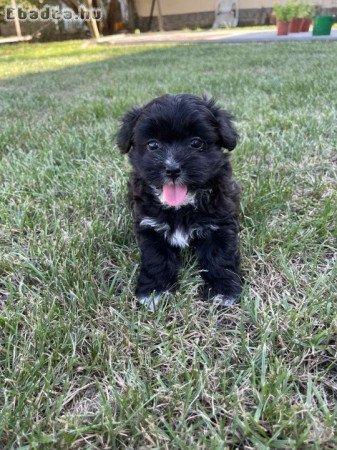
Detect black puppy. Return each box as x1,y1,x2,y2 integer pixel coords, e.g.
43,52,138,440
117,94,242,310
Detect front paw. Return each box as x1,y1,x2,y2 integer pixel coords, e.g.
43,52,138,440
137,293,161,311
211,294,240,306
137,291,172,311
204,280,242,305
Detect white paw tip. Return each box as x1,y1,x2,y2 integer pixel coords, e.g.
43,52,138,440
211,295,238,306
138,292,171,311
138,295,161,311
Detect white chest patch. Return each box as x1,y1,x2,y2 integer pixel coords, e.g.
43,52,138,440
168,228,190,248
140,217,219,249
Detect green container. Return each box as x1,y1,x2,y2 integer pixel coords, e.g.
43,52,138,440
312,15,335,36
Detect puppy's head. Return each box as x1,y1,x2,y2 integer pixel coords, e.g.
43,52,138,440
117,94,238,207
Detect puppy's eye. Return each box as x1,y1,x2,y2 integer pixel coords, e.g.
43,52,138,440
190,138,204,150
147,140,160,151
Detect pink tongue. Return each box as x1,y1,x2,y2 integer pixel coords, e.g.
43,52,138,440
163,184,188,207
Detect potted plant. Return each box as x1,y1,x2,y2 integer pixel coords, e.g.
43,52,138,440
273,4,291,35
298,1,314,32
313,14,336,36
288,1,302,33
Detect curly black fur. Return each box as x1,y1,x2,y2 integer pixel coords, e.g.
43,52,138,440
117,94,242,308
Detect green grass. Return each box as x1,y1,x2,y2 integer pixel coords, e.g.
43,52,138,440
0,39,336,449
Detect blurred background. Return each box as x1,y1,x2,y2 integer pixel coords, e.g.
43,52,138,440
1,0,336,42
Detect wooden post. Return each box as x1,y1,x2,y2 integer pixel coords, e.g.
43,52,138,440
11,0,22,39
148,0,155,31
83,0,100,39
156,0,164,31
127,0,136,32
107,0,118,34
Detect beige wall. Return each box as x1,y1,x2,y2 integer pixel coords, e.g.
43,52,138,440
134,0,335,16
134,0,216,17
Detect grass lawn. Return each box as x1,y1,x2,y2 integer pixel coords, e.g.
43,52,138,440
0,39,336,449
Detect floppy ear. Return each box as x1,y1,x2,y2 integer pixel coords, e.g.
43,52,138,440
213,109,239,151
206,98,239,151
117,107,142,154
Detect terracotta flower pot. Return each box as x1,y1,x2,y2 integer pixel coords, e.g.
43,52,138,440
300,18,312,32
289,18,302,33
277,20,289,35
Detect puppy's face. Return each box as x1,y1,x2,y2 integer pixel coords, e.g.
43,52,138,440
117,94,238,207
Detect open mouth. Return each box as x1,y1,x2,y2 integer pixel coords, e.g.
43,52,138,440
162,183,188,207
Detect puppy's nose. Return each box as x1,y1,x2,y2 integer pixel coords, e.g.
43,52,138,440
165,164,181,179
